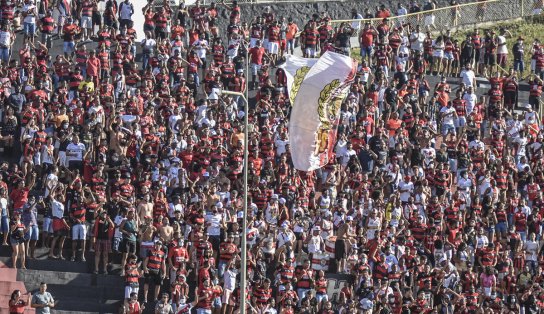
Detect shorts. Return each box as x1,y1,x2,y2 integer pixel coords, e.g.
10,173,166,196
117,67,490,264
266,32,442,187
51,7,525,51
1,215,8,233
251,63,261,76
424,14,436,26
222,289,233,304
145,271,162,285
496,222,507,233
105,17,118,29
433,50,444,58
455,116,466,128
444,52,454,60
267,41,279,54
335,239,347,260
121,239,137,254
24,22,36,36
63,41,75,55
140,241,154,259
95,239,112,253
10,236,24,245
68,160,83,172
52,218,68,237
484,53,496,66
72,223,87,240
124,285,139,299
81,15,93,28
316,292,329,304
25,225,39,241
361,45,373,58
113,236,122,252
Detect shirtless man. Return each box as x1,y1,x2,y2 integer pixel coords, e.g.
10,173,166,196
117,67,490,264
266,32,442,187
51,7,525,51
137,195,153,223
158,216,174,244
336,216,356,273
138,216,156,260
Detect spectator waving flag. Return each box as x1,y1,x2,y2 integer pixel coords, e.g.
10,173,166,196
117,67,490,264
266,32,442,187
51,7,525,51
279,54,317,104
289,51,357,171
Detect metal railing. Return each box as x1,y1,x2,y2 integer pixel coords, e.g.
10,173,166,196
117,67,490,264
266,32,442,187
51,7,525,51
328,0,535,34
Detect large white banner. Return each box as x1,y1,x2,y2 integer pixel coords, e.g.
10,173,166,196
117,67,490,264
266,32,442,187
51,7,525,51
289,52,357,171
279,55,317,104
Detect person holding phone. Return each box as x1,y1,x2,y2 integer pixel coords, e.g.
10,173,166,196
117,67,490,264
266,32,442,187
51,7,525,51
31,282,56,314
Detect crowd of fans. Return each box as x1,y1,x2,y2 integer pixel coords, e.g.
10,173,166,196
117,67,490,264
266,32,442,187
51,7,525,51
2,0,544,313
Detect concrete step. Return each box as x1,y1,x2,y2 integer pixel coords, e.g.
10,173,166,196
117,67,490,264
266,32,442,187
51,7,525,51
18,269,126,290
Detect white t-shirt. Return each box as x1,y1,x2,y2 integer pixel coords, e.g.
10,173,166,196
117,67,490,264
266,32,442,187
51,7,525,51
192,40,209,58
440,106,456,124
223,268,238,290
0,30,11,47
398,181,414,202
497,36,508,54
525,240,539,261
205,213,222,236
66,142,85,161
23,4,36,23
114,215,126,238
51,200,65,218
460,69,475,87
410,32,426,51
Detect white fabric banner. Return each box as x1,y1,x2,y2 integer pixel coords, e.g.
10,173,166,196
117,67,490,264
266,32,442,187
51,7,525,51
279,55,318,104
289,51,357,171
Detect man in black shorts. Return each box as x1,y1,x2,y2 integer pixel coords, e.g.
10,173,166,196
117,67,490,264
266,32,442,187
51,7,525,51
143,240,166,303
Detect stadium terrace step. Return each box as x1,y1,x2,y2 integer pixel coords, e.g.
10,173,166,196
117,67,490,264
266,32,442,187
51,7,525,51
17,269,124,314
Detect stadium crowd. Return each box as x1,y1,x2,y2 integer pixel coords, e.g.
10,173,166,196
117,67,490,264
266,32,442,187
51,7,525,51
2,0,544,313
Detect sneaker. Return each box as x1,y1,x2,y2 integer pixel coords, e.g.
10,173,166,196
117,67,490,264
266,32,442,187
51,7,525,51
70,256,76,262
93,270,99,275
81,257,86,262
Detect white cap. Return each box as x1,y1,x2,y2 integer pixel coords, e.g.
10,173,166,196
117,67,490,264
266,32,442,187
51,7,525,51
279,198,286,204
215,202,223,208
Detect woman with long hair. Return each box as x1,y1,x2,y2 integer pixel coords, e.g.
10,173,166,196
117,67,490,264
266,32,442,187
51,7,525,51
8,289,30,314
10,212,27,269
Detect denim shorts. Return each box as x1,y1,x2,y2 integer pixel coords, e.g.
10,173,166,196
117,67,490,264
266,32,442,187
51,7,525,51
24,225,39,241
24,22,36,35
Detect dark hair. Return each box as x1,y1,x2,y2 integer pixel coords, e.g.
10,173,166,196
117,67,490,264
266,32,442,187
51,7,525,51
10,290,20,301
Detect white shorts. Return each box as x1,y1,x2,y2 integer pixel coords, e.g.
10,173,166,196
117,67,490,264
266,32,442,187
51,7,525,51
81,16,93,29
72,223,87,240
267,42,279,54
433,50,444,58
424,15,436,26
222,289,232,304
59,151,68,167
125,286,139,299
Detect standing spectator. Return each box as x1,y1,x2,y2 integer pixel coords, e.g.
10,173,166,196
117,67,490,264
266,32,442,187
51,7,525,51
10,212,27,269
93,210,114,274
285,18,298,55
513,36,526,75
143,241,167,303
118,0,134,30
79,0,95,41
66,135,85,173
22,0,38,44
0,23,14,64
9,290,31,313
31,282,56,314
